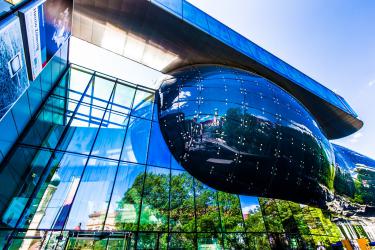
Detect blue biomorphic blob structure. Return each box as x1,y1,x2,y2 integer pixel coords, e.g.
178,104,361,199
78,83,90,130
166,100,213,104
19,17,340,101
158,65,336,208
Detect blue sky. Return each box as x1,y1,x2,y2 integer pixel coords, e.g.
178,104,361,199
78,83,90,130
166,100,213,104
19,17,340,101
189,0,375,159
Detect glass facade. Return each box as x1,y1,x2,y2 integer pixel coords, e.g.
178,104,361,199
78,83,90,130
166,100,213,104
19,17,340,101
0,65,373,249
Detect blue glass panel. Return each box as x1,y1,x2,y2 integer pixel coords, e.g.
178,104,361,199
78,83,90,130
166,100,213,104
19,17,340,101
91,76,115,108
131,89,154,120
60,40,69,72
10,93,31,134
152,102,158,122
0,111,18,156
68,68,93,102
37,153,87,230
61,127,98,155
182,1,209,32
111,83,136,115
151,0,182,16
147,121,171,168
41,62,53,99
91,118,128,160
105,163,145,230
65,158,117,230
121,117,151,164
171,155,184,170
27,78,43,116
227,28,250,54
206,15,232,46
51,50,61,87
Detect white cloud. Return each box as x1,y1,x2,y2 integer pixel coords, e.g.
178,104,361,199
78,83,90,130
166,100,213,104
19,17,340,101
349,132,363,143
369,80,375,87
241,205,259,214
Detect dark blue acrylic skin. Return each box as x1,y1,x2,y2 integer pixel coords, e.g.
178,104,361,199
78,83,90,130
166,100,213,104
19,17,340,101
158,65,374,211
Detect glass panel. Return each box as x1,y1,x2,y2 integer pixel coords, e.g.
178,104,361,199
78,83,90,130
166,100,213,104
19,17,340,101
91,75,115,108
7,231,45,250
60,127,98,155
169,170,195,232
168,233,196,249
91,113,128,160
276,200,299,233
182,1,209,32
218,192,244,232
139,166,170,231
105,163,145,231
239,196,266,232
223,233,248,250
67,68,92,101
247,233,271,250
147,121,171,168
151,0,183,16
65,158,117,230
0,147,44,228
195,181,221,232
66,237,107,250
121,117,151,164
137,233,167,250
38,154,87,230
259,198,284,233
197,233,223,250
111,83,136,115
131,89,154,120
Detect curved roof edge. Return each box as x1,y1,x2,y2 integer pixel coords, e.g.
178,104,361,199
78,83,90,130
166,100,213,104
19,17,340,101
72,0,363,138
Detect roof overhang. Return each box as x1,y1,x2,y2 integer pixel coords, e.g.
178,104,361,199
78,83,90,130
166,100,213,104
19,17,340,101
72,0,363,139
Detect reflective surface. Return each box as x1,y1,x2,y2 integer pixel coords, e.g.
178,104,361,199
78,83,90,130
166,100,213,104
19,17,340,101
159,65,336,208
2,64,373,249
333,144,375,213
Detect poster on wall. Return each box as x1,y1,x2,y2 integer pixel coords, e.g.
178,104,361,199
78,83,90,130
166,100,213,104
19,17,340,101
0,15,29,120
19,0,72,80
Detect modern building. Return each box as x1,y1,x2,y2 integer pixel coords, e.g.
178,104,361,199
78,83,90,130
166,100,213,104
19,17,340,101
0,0,374,249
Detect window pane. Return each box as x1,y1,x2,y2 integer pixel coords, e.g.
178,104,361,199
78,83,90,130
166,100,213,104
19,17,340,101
224,233,248,250
195,181,221,232
91,76,115,108
259,198,284,233
239,196,266,232
131,89,154,119
60,127,98,155
105,163,145,231
68,68,92,101
147,121,171,168
197,233,224,250
218,192,244,232
91,114,128,160
111,83,136,114
168,233,196,249
121,117,151,164
38,154,87,230
139,167,170,231
65,158,117,230
169,170,195,232
247,233,271,250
